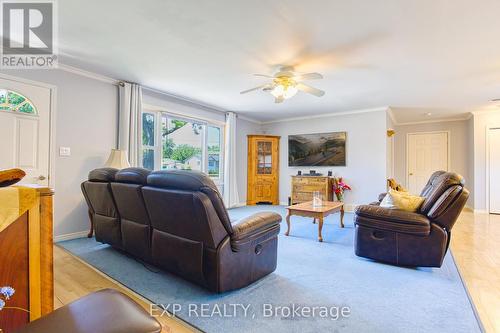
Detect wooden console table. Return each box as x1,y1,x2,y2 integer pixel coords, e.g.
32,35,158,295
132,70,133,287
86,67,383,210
0,186,54,333
285,201,344,242
291,175,333,204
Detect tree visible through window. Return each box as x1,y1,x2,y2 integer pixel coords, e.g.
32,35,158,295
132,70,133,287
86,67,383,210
141,109,224,194
0,89,37,114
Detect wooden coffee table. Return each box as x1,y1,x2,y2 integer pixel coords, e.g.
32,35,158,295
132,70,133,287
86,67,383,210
285,201,344,242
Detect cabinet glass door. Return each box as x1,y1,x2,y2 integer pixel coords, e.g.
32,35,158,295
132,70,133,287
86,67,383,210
257,141,272,174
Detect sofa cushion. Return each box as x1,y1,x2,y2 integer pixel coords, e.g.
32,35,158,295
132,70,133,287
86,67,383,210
88,168,118,182
115,167,150,184
355,205,431,236
380,190,425,212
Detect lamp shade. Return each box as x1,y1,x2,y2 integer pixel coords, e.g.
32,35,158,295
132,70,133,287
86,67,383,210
104,149,131,169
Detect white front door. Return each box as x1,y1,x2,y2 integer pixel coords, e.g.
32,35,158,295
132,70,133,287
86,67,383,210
0,76,52,186
489,128,500,214
407,132,449,195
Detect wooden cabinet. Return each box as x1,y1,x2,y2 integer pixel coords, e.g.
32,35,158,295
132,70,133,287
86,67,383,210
291,176,333,204
247,135,280,205
0,186,54,333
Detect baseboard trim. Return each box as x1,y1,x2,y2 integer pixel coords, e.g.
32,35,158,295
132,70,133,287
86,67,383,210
54,231,88,242
229,202,247,208
473,209,488,214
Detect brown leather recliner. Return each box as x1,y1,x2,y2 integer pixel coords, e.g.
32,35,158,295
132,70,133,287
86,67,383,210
354,171,469,267
82,168,282,292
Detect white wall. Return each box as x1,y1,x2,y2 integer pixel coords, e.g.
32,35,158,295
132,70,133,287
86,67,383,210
261,110,388,210
392,120,472,207
235,117,262,204
0,69,118,238
472,111,500,212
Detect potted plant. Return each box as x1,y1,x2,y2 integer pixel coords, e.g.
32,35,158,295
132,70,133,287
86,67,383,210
332,177,351,202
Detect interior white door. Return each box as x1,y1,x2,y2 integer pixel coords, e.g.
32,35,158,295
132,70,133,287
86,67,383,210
489,128,500,214
407,132,448,194
0,77,51,186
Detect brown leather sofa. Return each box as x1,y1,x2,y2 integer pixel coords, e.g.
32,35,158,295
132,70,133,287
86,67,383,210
81,168,282,292
354,171,469,267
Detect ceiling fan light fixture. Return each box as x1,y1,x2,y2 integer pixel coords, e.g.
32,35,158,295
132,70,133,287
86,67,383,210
270,78,298,100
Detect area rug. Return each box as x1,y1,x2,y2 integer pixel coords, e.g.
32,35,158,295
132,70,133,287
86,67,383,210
59,206,481,333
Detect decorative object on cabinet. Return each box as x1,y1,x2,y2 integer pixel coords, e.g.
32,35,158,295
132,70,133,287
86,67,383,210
291,175,332,205
247,135,280,205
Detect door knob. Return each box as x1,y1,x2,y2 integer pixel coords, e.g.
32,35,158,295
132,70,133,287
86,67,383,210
38,175,46,180
409,173,414,176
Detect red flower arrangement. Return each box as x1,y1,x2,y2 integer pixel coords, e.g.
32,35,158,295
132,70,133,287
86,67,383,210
332,177,351,202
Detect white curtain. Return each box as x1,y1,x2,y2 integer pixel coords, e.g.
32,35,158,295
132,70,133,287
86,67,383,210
223,112,240,207
118,82,143,166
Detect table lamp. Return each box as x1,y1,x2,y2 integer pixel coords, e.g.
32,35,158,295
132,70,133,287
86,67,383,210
104,149,130,169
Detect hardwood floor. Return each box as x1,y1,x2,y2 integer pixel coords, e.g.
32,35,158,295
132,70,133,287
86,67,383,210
53,211,499,333
53,246,197,333
451,211,500,333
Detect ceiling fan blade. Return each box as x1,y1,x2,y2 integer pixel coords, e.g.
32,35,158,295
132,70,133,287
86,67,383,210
275,96,284,103
254,74,275,78
294,72,323,81
296,83,325,97
240,84,269,94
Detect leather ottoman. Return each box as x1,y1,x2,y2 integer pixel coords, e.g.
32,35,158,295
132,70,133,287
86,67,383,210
14,289,161,333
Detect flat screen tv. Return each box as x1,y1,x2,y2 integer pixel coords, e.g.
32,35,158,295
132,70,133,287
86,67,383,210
288,132,346,167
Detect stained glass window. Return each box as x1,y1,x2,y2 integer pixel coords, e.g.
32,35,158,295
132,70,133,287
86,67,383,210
0,89,37,114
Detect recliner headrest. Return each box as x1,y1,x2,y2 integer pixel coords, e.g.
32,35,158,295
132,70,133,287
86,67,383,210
88,168,118,182
147,169,218,191
420,171,465,214
115,167,150,185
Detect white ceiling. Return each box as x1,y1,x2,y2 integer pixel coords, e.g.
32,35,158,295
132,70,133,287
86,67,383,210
59,0,500,122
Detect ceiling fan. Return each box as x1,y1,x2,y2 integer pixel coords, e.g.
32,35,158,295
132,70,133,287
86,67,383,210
240,66,325,103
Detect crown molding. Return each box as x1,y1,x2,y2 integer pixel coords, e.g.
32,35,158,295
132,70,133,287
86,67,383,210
58,63,119,85
141,86,226,114
471,108,500,116
236,114,262,124
259,106,389,125
395,114,472,126
58,62,227,115
387,107,397,124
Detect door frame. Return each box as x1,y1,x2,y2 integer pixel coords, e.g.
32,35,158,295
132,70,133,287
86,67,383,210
0,73,57,188
405,131,451,190
486,126,500,214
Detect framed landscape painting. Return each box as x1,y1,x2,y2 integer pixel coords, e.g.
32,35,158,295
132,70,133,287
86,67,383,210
288,132,346,167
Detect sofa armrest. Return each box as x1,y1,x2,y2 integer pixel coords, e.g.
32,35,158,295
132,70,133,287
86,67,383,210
354,205,430,236
231,212,282,241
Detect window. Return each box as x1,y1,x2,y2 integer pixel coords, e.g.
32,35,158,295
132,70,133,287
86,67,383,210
142,112,157,170
141,108,225,190
207,126,222,178
0,89,37,114
162,116,204,171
